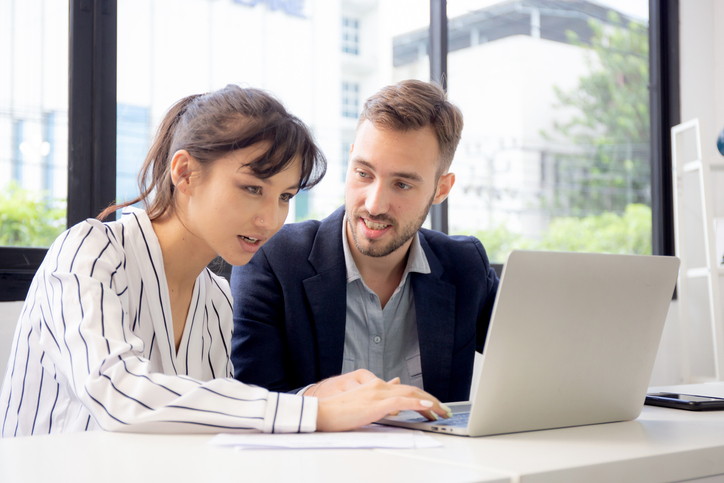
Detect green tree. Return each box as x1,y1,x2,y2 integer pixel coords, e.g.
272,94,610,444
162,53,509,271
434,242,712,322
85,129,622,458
536,203,651,255
472,204,652,262
0,182,66,247
547,12,650,215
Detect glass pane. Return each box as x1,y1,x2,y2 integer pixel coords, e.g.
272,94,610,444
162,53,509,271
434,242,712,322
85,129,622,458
117,0,429,224
442,0,650,262
0,0,69,247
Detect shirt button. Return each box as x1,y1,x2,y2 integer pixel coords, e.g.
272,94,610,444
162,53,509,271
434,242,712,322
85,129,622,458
369,293,375,301
374,336,381,344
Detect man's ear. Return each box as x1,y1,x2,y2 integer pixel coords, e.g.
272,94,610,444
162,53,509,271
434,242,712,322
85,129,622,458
170,150,195,194
433,172,456,204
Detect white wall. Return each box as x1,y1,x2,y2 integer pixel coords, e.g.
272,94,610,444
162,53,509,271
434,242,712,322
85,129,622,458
670,0,724,382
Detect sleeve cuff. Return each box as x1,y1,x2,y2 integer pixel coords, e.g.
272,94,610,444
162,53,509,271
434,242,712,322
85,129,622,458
263,392,318,433
295,384,314,395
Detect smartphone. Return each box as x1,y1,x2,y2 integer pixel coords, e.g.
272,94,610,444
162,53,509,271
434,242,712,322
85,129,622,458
645,392,724,411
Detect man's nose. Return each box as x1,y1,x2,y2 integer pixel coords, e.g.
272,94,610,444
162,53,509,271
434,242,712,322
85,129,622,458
365,181,389,216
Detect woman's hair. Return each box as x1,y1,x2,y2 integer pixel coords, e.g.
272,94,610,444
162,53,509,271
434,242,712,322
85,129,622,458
98,84,326,221
358,79,463,176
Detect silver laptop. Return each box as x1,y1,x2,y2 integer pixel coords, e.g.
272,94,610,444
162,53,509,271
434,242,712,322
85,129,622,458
379,250,680,437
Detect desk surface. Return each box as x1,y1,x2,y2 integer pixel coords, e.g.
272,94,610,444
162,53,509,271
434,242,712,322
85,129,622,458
3,402,724,483
0,430,505,483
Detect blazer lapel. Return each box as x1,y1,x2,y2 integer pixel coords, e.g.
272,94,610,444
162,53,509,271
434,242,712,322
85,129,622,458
303,207,348,380
413,233,456,400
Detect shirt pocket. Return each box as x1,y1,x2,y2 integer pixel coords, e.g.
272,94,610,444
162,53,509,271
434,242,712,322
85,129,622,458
406,353,424,388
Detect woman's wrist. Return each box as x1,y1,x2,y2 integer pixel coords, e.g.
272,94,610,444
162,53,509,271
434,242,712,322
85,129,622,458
309,378,329,397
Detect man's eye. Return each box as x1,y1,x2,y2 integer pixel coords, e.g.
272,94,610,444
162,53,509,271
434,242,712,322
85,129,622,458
398,182,411,190
357,171,370,178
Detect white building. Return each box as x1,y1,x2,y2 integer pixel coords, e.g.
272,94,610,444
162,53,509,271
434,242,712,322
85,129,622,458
1,0,646,241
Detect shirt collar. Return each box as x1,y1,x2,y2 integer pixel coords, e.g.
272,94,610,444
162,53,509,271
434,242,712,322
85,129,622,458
342,214,431,285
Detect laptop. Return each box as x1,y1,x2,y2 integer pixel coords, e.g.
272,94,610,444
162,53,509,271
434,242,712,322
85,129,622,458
379,250,680,437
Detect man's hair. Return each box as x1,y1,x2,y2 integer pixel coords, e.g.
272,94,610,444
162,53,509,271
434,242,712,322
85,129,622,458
358,79,463,175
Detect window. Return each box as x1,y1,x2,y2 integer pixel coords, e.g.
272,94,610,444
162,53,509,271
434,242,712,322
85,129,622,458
341,81,359,119
0,0,69,249
116,104,150,206
342,17,360,55
0,0,680,300
341,136,353,182
434,1,653,263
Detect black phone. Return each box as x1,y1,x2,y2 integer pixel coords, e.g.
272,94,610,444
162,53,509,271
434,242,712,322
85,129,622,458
645,392,724,411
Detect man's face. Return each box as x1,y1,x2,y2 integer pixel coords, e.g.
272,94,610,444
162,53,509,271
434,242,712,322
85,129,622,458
344,120,454,258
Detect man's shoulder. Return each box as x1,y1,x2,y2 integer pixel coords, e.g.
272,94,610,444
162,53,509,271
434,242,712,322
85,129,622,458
259,207,345,257
418,228,488,266
270,218,323,245
419,228,483,250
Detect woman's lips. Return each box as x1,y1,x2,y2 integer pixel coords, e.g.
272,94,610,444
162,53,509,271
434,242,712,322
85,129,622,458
238,234,263,253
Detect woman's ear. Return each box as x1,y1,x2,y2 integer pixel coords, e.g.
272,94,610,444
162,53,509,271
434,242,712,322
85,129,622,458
170,150,195,194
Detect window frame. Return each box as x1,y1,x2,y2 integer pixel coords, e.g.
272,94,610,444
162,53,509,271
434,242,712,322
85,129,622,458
0,0,680,301
0,0,117,302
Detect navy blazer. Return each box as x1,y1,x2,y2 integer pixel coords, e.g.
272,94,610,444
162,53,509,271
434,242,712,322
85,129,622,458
230,206,499,402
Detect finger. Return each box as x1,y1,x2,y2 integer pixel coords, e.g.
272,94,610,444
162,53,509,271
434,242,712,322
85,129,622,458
417,409,438,421
377,397,446,421
381,385,450,419
386,377,401,385
404,395,451,419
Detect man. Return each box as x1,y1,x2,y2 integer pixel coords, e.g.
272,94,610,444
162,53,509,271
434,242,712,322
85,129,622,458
230,80,499,403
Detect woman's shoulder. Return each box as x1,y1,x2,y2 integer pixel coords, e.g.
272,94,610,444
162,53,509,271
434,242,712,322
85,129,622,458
43,207,147,276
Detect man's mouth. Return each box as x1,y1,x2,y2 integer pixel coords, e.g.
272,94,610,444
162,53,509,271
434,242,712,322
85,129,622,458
363,218,390,230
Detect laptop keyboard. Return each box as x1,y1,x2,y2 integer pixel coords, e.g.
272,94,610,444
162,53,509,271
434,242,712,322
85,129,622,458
408,412,470,428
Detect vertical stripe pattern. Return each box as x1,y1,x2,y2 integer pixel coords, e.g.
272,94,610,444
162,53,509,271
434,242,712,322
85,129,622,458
0,207,316,436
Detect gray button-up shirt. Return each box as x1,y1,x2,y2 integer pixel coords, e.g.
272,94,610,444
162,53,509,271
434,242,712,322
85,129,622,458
340,216,431,389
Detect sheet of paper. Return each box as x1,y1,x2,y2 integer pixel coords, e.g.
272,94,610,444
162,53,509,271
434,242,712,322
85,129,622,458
209,425,442,450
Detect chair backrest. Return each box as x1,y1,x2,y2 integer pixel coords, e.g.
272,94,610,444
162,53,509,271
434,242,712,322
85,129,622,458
0,302,24,388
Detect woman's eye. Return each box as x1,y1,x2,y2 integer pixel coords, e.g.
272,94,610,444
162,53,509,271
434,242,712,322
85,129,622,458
280,193,294,202
245,186,262,195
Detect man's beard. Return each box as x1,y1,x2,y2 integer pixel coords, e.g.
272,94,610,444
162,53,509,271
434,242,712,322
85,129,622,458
346,193,435,258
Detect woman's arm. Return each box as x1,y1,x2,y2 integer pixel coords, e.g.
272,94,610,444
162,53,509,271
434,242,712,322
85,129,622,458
2,220,315,435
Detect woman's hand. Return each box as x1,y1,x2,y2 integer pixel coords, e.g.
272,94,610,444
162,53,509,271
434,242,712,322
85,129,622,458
303,369,380,398
313,375,452,432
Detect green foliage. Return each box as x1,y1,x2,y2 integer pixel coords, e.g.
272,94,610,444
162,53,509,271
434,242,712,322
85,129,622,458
535,203,651,255
0,181,66,247
470,204,652,263
553,12,649,145
467,223,525,264
545,13,651,215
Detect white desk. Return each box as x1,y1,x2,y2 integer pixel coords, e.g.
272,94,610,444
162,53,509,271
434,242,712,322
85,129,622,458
0,430,505,483
3,404,724,483
382,405,724,483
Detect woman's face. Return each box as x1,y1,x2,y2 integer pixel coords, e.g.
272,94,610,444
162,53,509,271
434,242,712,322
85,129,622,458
183,145,301,266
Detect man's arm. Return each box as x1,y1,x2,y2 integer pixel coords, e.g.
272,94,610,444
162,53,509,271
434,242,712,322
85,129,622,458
472,237,500,353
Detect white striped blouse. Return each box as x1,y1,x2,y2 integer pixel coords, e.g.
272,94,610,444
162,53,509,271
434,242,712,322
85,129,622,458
0,207,316,437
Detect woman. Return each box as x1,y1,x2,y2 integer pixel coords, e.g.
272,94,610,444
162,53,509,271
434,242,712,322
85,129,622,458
0,85,449,437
